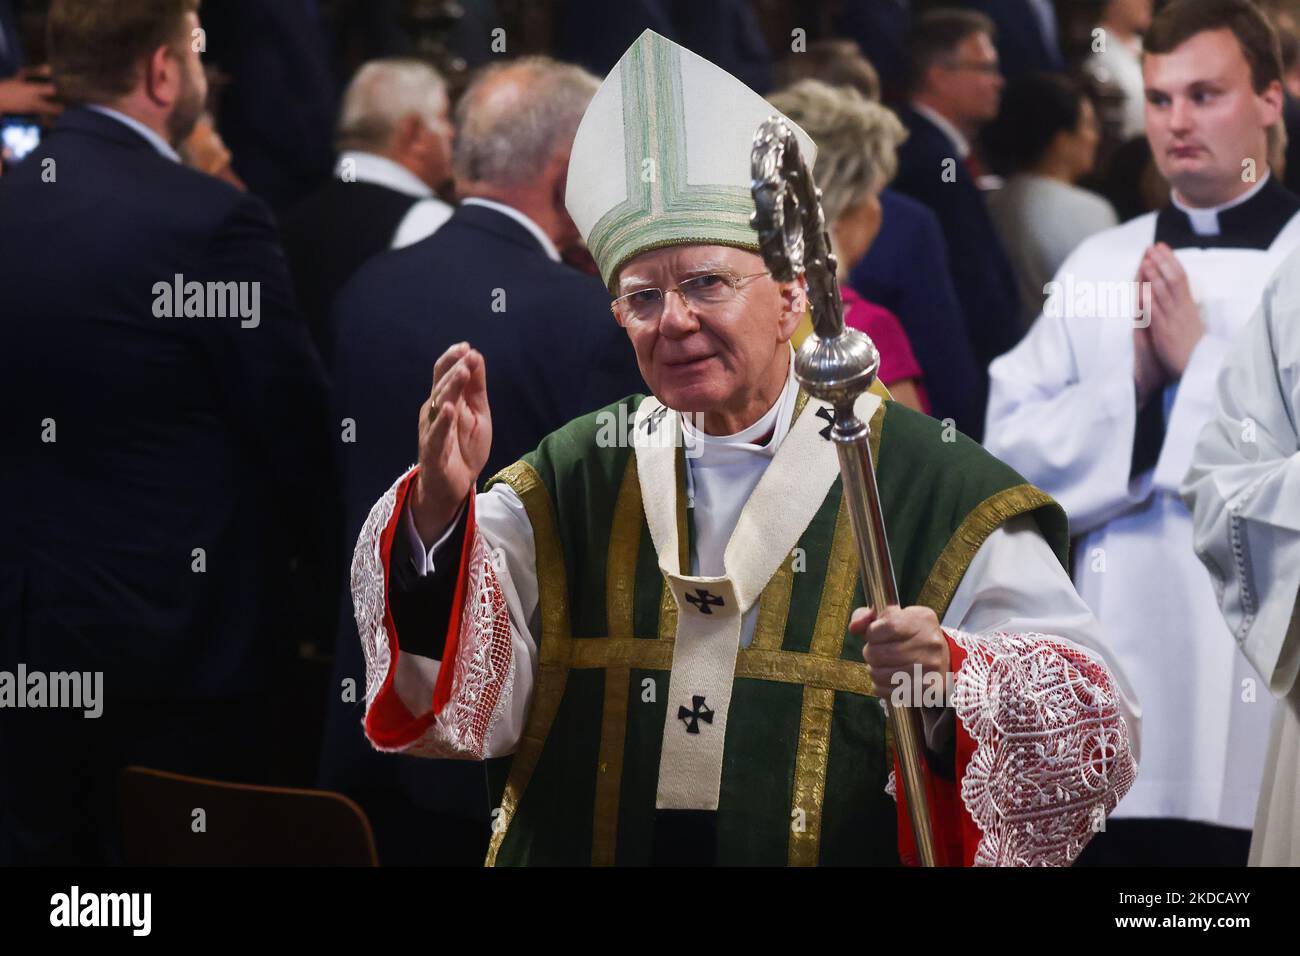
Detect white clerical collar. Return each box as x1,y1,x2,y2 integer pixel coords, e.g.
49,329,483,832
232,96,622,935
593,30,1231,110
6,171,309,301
335,150,433,198
680,353,800,508
1171,172,1271,237
85,105,180,163
681,351,799,451
461,197,562,262
912,102,971,159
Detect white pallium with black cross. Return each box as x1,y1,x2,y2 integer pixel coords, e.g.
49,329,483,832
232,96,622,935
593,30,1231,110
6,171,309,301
633,385,879,811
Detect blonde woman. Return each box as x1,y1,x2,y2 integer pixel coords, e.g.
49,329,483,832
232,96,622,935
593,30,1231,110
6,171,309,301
769,80,929,413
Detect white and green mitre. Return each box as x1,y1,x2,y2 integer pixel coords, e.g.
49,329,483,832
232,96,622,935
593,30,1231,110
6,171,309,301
565,29,817,290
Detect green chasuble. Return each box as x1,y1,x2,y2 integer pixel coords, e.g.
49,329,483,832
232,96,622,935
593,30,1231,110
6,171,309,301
479,389,1067,866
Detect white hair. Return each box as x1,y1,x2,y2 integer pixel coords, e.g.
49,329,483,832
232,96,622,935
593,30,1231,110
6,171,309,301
337,58,448,151
769,79,908,224
452,57,598,188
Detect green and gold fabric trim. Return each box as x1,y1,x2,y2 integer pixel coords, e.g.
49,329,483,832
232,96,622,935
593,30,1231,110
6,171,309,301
479,391,1064,865
914,483,1058,617
484,461,573,867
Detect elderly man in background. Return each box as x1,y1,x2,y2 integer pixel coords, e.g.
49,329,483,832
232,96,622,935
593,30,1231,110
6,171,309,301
281,57,454,366
347,29,1138,867
318,56,645,865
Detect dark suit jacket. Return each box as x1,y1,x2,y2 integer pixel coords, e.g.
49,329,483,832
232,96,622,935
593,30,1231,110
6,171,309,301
850,188,984,439
0,107,332,699
964,0,1064,82
834,0,911,104
200,0,337,213
280,177,421,365
319,202,646,861
670,0,773,94
556,0,677,76
892,106,1023,407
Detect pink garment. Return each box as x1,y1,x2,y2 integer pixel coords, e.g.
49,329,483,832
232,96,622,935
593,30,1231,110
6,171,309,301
840,285,931,413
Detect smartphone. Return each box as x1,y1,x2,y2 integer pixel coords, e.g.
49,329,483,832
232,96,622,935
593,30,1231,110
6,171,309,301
1,114,42,170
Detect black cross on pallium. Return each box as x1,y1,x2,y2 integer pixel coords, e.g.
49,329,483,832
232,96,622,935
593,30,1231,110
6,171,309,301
815,406,835,441
641,405,669,435
684,588,724,615
678,695,714,734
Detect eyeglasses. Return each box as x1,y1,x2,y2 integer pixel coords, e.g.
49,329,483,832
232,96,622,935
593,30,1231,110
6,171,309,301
610,271,770,327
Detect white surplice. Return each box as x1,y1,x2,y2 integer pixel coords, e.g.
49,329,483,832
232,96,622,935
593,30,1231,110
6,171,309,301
1183,248,1300,863
986,183,1300,828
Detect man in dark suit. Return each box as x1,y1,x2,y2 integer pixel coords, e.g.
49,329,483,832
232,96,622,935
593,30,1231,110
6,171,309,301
0,0,331,864
850,188,985,439
320,57,646,865
964,0,1065,82
893,9,1022,418
282,57,455,366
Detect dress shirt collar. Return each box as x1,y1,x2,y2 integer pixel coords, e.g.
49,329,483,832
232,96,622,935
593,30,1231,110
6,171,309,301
335,150,433,198
1170,172,1270,237
84,105,180,162
912,102,970,159
1156,172,1300,250
460,197,561,262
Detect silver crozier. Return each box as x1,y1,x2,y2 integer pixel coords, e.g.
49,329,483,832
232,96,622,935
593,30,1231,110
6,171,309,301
750,116,938,867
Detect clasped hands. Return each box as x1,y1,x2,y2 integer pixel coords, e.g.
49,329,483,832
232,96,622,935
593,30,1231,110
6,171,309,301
1134,242,1205,406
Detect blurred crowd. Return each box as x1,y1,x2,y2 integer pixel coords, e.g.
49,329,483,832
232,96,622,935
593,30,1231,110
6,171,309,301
3,0,1299,866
